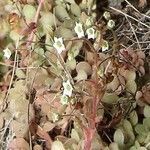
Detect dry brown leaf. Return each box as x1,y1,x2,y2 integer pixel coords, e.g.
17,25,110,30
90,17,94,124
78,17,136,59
33,145,43,150
136,84,150,105
142,84,150,104
10,120,28,138
8,13,20,30
28,68,51,89
20,22,37,36
8,138,29,150
43,121,55,132
36,124,52,149
0,115,4,129
138,0,147,8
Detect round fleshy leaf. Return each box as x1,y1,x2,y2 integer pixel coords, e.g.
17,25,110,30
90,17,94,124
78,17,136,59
124,70,136,81
123,119,135,146
15,69,26,78
134,140,141,149
9,30,21,42
51,140,65,150
23,5,36,21
103,146,110,150
135,124,147,136
123,119,133,133
129,146,138,150
126,80,137,94
143,105,150,118
129,110,138,126
139,147,147,150
143,118,150,130
66,59,76,70
71,129,80,142
71,3,81,17
69,41,83,58
34,47,44,56
54,5,70,21
40,12,59,30
114,129,124,147
109,142,119,150
74,70,87,81
55,27,74,39
64,0,75,3
137,134,147,144
102,93,119,104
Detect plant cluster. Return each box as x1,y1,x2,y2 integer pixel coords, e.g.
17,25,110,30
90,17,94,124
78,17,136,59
0,0,149,150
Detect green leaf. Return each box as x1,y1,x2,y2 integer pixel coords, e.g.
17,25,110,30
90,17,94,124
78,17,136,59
135,124,147,136
15,69,26,79
124,70,136,81
54,5,70,21
129,146,137,150
55,27,74,39
9,30,21,42
40,12,59,30
71,129,80,142
120,120,135,147
69,41,82,58
144,132,150,145
126,80,137,94
136,135,146,144
144,105,150,118
102,93,119,104
51,140,65,150
134,140,141,148
139,147,147,150
109,142,119,150
129,111,138,126
114,129,124,146
123,119,133,133
23,5,36,21
34,47,44,56
143,118,150,130
64,0,75,3
70,3,81,17
104,147,110,150
66,59,76,70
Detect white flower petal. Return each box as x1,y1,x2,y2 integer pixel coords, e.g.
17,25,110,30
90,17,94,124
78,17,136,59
60,95,69,105
3,48,11,59
86,27,96,39
74,22,84,38
107,20,115,29
53,37,65,54
103,11,111,20
52,113,59,122
63,80,73,97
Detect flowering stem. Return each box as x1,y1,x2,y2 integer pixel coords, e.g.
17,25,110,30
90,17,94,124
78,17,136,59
81,39,105,150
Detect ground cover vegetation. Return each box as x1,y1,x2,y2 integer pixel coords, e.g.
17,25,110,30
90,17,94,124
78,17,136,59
0,0,150,149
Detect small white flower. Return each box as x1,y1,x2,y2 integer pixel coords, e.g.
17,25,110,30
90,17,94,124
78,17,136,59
74,22,84,38
3,48,11,59
63,80,73,97
86,27,96,39
107,20,115,29
52,112,59,122
103,11,111,20
60,95,69,105
53,37,65,54
102,40,109,52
